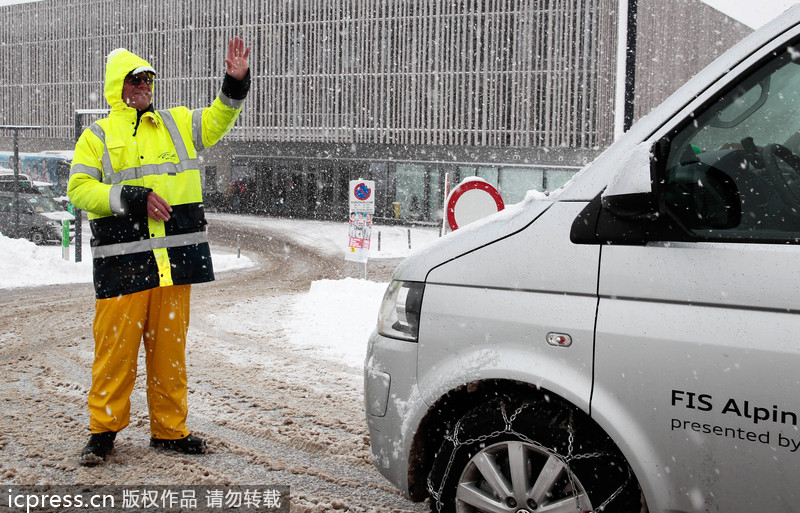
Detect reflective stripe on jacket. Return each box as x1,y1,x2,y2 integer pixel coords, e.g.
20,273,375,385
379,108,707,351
68,48,246,299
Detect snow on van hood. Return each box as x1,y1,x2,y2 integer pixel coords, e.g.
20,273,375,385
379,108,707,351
39,211,75,222
393,192,552,282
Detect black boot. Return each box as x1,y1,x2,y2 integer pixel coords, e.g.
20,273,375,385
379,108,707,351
150,433,207,454
80,431,117,466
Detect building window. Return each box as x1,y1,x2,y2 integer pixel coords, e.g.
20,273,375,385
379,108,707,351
394,164,426,221
475,167,499,188
457,165,580,206
499,167,544,204
544,169,578,192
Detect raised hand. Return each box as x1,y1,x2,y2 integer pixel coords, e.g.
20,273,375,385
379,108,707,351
224,36,250,80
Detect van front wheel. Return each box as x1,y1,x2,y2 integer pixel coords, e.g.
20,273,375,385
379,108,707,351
427,398,645,513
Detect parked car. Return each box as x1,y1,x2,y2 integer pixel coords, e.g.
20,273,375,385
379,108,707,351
365,6,800,513
0,191,74,245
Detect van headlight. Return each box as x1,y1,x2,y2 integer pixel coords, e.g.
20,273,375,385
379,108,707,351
377,280,424,342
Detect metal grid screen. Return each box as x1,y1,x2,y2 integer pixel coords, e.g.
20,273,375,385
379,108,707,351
0,0,618,149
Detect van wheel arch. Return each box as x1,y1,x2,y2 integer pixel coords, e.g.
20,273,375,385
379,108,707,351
407,380,553,501
408,380,646,512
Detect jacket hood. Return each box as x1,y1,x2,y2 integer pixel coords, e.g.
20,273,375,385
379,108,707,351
104,48,156,111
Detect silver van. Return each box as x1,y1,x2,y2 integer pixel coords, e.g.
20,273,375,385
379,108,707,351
365,6,800,513
0,192,74,244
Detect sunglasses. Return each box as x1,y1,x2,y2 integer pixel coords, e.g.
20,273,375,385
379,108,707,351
126,73,154,87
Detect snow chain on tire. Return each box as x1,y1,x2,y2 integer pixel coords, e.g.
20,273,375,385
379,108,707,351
426,401,633,513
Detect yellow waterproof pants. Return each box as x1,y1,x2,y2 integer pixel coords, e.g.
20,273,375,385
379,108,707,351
89,284,192,440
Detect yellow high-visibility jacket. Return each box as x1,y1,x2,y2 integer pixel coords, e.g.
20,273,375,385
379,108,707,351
69,48,249,299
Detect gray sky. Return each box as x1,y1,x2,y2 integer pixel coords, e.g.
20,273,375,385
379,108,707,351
701,0,798,28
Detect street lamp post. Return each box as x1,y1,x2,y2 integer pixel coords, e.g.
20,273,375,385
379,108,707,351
624,0,639,133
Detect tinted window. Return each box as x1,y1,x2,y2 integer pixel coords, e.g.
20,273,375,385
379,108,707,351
25,196,62,213
663,46,800,242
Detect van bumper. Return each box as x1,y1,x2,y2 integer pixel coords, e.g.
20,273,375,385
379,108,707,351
364,330,426,499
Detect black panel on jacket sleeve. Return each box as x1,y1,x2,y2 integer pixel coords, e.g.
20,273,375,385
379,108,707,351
221,69,251,101
120,185,152,218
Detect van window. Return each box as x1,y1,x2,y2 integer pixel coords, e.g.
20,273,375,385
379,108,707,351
25,196,62,213
395,164,426,221
663,45,800,242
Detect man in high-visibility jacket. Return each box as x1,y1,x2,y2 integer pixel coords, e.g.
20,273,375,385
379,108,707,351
69,37,250,466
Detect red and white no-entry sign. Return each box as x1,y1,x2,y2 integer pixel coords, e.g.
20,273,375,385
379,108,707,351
446,178,504,231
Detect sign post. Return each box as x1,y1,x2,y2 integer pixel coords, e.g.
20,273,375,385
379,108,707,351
440,172,450,237
346,180,375,278
61,220,70,261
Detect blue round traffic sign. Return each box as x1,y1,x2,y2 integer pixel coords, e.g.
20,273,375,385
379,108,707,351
354,182,372,201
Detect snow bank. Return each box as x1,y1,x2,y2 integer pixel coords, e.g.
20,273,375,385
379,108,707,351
0,231,253,289
287,278,387,368
0,232,92,288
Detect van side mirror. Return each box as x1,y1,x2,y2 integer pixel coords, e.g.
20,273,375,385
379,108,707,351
571,169,741,245
571,191,661,245
571,136,742,245
601,191,659,221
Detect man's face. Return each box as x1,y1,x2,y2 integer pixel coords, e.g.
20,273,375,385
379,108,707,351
122,72,154,110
